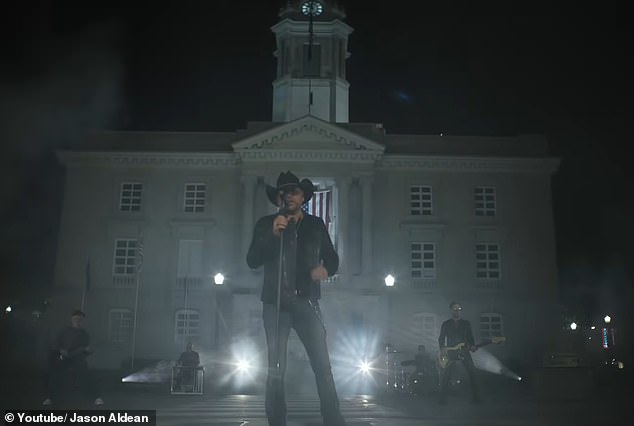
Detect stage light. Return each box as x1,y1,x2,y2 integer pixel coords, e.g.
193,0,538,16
358,360,371,375
214,273,225,285
591,326,596,330
235,358,252,373
384,274,395,287
518,376,522,381
570,322,577,330
604,315,611,324
4,306,11,313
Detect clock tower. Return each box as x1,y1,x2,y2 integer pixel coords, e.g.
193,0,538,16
271,1,353,123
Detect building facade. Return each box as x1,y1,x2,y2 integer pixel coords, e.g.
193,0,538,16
50,1,560,371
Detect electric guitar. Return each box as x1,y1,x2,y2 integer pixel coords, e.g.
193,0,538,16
438,336,506,369
50,346,93,366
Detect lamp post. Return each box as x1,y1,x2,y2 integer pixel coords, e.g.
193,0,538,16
213,272,225,348
383,274,396,391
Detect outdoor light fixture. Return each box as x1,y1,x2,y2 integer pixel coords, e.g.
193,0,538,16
384,274,395,287
214,273,225,285
570,322,577,330
604,315,611,324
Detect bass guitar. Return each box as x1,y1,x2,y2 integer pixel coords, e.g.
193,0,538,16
438,336,506,369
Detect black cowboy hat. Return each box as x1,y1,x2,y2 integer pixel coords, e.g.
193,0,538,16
265,171,314,206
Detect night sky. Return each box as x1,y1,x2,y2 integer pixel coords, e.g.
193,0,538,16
1,2,632,324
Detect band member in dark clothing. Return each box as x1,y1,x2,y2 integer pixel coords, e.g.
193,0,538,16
42,310,103,406
174,341,201,391
247,171,346,426
438,301,481,404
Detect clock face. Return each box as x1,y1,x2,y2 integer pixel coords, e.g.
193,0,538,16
301,1,323,16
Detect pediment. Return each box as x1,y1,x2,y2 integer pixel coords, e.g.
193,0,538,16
232,116,385,154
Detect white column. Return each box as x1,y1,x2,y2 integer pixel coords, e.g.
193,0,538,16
361,176,374,276
335,177,351,276
241,175,256,262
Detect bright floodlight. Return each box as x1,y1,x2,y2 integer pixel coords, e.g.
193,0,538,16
570,322,577,330
384,274,395,287
214,273,225,285
359,360,371,375
604,315,611,324
5,306,11,313
236,359,251,373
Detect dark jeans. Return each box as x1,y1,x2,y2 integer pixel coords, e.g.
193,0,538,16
439,352,480,402
263,299,346,426
45,360,98,401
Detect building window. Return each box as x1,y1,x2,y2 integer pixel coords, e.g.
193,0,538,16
113,239,138,275
174,309,200,343
474,186,496,217
119,182,143,212
475,243,501,280
411,242,436,279
410,185,433,216
108,308,133,343
414,312,438,347
177,240,204,289
480,313,504,340
184,183,206,213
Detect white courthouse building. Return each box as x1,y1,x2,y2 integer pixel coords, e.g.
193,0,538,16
50,1,561,371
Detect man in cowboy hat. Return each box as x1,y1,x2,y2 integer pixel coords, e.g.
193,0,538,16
247,171,346,426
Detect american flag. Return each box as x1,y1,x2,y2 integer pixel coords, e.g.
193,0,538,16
136,235,144,273
304,190,332,227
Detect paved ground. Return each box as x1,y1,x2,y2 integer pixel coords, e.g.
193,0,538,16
2,368,631,425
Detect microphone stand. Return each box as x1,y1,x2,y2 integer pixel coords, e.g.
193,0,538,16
273,199,287,380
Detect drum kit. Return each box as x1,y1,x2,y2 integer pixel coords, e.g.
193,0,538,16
383,346,439,396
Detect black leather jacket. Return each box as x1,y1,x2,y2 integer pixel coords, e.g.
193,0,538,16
246,213,339,303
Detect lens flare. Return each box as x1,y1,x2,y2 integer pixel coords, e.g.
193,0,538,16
359,360,372,375
236,358,252,373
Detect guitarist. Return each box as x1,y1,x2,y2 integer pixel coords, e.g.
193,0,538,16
42,309,103,406
438,301,481,405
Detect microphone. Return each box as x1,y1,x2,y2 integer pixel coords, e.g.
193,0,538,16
278,194,290,216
